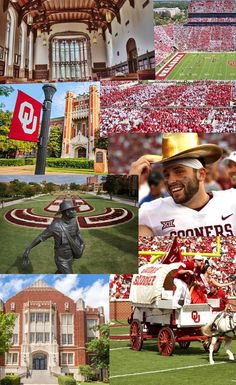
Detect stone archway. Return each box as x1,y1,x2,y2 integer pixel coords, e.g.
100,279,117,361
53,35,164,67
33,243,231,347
126,38,138,73
32,352,48,370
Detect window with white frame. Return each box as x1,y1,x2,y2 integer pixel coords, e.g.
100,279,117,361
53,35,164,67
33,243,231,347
30,332,51,344
61,353,74,365
12,315,19,345
86,319,98,341
6,353,18,365
61,314,74,345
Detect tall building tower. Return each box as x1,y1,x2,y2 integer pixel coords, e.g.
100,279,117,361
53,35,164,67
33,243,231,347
61,85,100,160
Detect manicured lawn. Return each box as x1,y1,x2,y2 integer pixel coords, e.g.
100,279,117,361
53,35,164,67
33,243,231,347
0,192,138,274
166,52,236,80
110,338,236,385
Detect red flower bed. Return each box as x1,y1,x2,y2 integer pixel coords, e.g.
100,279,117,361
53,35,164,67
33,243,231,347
5,206,134,229
44,194,94,213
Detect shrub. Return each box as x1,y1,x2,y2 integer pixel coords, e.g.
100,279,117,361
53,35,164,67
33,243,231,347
79,365,96,382
0,159,25,166
58,375,76,385
25,158,36,165
46,158,94,169
1,375,21,385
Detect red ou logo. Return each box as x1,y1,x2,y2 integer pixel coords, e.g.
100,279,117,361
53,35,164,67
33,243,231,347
192,311,200,323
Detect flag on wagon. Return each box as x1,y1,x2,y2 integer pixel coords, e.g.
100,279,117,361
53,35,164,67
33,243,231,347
161,237,183,264
9,90,42,142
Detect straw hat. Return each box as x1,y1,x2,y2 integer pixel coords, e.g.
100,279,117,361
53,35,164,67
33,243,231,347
144,133,223,165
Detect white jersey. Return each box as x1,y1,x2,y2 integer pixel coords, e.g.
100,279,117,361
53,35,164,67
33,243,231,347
139,189,236,237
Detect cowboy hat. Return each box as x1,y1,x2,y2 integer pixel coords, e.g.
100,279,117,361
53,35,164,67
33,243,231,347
57,200,79,213
144,133,223,165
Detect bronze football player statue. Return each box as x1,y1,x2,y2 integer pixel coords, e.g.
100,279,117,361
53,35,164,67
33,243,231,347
22,200,85,273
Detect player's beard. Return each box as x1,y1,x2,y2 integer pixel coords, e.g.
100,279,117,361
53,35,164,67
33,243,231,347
167,174,200,204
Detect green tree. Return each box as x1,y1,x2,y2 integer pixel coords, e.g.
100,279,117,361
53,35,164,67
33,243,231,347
86,323,109,379
0,86,14,97
0,311,16,355
47,125,62,158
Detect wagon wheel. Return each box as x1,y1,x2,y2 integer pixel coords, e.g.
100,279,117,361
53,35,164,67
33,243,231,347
178,341,191,349
202,338,222,353
130,319,143,351
157,327,175,356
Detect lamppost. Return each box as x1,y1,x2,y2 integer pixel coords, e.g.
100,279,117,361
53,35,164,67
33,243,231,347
35,84,57,175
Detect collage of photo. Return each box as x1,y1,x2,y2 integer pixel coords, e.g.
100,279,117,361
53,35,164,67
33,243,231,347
0,0,236,385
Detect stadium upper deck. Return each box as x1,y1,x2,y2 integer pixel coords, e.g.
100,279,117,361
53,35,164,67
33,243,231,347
187,0,236,25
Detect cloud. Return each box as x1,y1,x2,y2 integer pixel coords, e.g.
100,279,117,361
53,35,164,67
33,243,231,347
53,276,109,321
51,90,66,117
0,276,34,301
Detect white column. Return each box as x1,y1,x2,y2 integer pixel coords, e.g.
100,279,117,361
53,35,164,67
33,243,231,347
20,24,27,78
7,9,16,77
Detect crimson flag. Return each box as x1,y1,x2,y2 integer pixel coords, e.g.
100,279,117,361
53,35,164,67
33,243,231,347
161,237,183,264
9,90,42,142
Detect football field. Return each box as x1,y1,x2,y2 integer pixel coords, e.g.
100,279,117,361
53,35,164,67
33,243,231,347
159,52,236,80
110,335,236,385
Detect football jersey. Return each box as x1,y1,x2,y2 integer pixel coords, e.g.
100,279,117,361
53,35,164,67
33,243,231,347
139,189,236,237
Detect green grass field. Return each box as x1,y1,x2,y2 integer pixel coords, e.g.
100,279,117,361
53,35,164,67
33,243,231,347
110,335,236,385
0,193,138,274
166,52,236,80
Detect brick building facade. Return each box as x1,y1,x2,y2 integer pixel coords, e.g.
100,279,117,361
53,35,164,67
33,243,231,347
61,85,100,160
0,280,105,380
110,300,132,322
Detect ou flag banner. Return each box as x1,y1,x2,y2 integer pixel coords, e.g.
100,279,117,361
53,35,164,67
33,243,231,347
9,90,42,142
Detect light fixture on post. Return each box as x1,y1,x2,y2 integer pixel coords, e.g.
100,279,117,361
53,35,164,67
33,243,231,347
105,10,112,23
37,29,42,37
27,13,33,25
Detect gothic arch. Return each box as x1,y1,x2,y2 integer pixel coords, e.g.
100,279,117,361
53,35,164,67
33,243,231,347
126,38,138,74
49,31,92,81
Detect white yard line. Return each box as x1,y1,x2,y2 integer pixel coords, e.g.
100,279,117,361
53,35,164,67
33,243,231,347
110,362,227,379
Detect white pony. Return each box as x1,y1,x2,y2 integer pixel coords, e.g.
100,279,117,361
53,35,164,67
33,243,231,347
201,311,236,365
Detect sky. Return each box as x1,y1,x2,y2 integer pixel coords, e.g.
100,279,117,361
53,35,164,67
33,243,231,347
0,81,100,119
0,274,109,321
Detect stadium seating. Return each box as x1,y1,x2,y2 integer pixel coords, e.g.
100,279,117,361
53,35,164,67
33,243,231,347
100,81,236,136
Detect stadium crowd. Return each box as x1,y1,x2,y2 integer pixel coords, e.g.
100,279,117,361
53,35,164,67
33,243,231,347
109,237,236,300
189,0,236,13
100,81,236,136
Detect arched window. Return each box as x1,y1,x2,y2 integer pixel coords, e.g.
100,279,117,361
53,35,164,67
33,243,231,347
50,33,92,81
126,38,138,73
